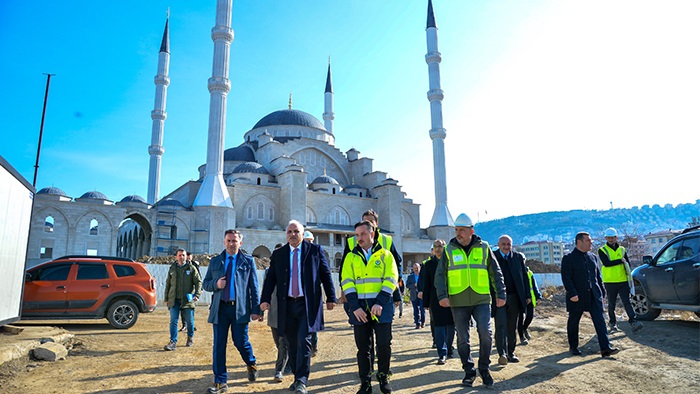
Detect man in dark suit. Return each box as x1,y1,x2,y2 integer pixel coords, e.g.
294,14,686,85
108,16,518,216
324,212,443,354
261,220,337,394
202,229,261,394
561,231,620,357
492,235,531,365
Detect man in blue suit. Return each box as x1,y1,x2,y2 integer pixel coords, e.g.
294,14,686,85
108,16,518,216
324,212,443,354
561,231,620,358
203,229,262,394
261,220,337,394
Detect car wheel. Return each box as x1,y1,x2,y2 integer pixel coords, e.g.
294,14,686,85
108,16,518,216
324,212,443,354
107,300,139,329
631,286,661,321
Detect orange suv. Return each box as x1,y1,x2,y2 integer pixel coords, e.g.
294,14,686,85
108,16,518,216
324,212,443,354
22,255,157,329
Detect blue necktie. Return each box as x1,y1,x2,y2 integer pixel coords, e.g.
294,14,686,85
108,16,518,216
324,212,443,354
223,256,234,301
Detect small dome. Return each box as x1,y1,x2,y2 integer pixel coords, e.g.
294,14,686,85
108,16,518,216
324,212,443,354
344,183,363,189
79,191,108,200
37,186,67,196
158,198,184,207
233,162,269,174
311,175,339,185
120,195,147,203
253,109,326,131
224,144,256,162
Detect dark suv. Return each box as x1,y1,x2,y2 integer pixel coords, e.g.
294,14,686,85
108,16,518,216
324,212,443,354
22,256,157,328
631,227,700,320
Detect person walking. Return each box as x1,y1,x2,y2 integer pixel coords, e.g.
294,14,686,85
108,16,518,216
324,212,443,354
492,235,531,365
406,262,425,329
341,220,399,394
203,230,262,394
598,227,643,332
435,214,506,388
517,265,542,344
163,248,201,351
421,239,455,365
561,231,620,358
261,221,337,394
180,251,201,332
264,243,289,383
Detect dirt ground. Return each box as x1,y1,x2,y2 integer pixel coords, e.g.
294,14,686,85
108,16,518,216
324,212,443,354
1,295,699,394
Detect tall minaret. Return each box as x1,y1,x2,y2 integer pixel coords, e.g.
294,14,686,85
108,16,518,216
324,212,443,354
147,15,170,205
194,0,233,208
426,0,454,228
323,58,334,134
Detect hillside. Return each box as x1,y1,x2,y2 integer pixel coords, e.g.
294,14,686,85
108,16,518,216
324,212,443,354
475,199,700,245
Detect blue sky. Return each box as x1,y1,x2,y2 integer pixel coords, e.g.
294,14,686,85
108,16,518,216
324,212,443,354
2,0,699,228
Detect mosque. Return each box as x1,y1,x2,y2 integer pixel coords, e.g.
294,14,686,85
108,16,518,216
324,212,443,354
27,0,454,271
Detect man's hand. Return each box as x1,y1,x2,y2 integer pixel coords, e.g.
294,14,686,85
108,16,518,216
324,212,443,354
417,291,423,300
251,314,262,322
439,298,450,308
570,295,579,302
165,301,170,309
216,276,227,289
340,289,347,303
353,308,368,323
496,298,506,308
326,302,335,311
371,304,383,317
260,302,270,311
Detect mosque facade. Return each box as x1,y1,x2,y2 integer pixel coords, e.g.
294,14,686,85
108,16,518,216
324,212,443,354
27,0,452,271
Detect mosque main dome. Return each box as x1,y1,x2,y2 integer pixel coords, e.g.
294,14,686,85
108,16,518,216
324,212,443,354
253,109,326,131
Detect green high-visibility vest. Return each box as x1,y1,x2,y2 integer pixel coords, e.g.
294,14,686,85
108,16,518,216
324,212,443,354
348,232,392,251
444,242,490,296
599,244,628,283
527,268,537,307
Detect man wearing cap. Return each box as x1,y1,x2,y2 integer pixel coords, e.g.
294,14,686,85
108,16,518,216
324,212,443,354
598,228,643,332
561,232,620,358
435,213,506,388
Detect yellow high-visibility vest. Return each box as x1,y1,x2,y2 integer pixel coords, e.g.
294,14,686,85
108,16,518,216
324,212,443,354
340,247,398,299
599,244,628,283
527,268,537,307
444,242,490,296
348,232,392,252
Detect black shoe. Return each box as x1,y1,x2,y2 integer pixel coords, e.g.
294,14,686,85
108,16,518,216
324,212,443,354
436,356,446,365
524,329,531,340
415,324,420,329
179,325,186,332
294,382,307,394
569,348,582,356
377,372,392,394
247,364,258,382
356,380,373,394
520,336,529,345
479,368,494,387
507,354,520,363
446,351,454,359
601,347,620,358
462,370,477,387
207,383,228,394
311,346,318,357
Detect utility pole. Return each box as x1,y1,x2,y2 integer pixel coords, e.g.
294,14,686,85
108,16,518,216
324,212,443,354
33,73,55,187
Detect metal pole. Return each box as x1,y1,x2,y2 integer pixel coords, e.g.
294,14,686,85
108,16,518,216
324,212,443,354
33,73,55,187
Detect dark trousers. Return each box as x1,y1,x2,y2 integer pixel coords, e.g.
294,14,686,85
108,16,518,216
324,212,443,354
452,304,492,371
434,323,455,358
285,297,312,385
493,304,507,357
504,294,523,356
411,299,425,326
604,282,637,323
212,302,256,384
566,293,611,351
270,327,289,374
518,302,534,338
353,321,392,379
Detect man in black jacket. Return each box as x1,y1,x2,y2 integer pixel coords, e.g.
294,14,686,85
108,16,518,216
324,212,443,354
492,235,531,364
561,232,620,357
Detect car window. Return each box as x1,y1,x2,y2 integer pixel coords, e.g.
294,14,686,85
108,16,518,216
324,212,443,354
656,241,683,265
114,264,136,277
76,263,109,280
34,264,72,281
679,236,700,260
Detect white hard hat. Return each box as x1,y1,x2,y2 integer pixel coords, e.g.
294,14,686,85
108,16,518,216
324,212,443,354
604,228,618,237
454,213,474,227
303,230,314,240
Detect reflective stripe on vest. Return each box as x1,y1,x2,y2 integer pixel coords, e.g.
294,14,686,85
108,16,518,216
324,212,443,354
445,242,490,295
348,232,392,252
527,269,537,307
599,244,628,283
341,250,397,299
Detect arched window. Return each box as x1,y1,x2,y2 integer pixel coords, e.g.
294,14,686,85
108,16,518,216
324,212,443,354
257,201,265,220
332,188,336,194
306,207,317,224
328,207,349,225
257,178,261,185
89,219,98,235
45,216,54,233
247,206,254,220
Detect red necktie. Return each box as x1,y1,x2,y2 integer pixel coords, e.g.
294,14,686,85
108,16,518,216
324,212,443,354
291,248,299,297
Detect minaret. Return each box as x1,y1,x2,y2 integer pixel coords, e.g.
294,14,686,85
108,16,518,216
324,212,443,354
147,15,170,205
194,0,233,208
426,0,454,228
323,58,334,134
